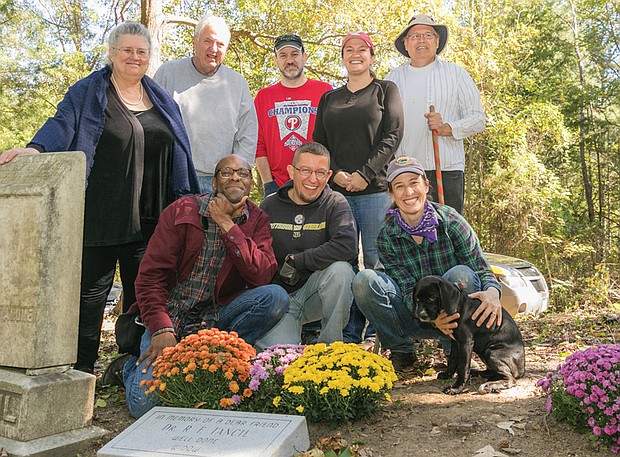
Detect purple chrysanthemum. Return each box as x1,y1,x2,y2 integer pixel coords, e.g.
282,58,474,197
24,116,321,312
538,345,620,454
247,344,306,393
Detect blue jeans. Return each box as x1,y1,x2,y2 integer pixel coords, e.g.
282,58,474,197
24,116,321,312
123,284,289,418
352,266,481,353
197,174,215,193
255,261,355,350
263,180,279,197
342,192,390,343
345,192,391,269
342,297,375,343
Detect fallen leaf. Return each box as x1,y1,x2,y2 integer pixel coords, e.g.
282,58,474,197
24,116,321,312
357,449,374,457
496,421,515,435
294,449,324,457
95,398,107,408
500,448,522,455
448,422,477,431
472,445,509,457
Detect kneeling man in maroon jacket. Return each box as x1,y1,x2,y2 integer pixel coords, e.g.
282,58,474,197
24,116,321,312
119,154,288,418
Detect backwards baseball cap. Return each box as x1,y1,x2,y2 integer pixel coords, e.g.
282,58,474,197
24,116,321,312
386,156,426,183
274,34,304,52
341,32,375,54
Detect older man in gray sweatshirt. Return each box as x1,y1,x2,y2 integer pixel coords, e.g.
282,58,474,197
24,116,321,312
154,15,258,193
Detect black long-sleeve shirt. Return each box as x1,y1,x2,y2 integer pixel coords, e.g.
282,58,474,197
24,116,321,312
313,78,404,196
261,181,358,293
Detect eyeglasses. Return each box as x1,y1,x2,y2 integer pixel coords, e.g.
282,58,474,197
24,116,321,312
216,167,252,179
291,165,329,179
406,32,437,41
202,38,228,49
112,47,150,59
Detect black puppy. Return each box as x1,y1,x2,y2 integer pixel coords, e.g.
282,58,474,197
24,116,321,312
413,275,525,395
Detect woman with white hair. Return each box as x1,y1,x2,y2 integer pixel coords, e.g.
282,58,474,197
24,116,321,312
0,22,199,374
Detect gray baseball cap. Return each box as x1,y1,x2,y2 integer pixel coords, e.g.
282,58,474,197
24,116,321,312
386,156,426,183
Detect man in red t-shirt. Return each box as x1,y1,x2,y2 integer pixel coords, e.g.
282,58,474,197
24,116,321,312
254,34,332,196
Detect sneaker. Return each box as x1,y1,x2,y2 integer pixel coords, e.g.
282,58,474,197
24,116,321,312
390,351,418,372
101,353,132,387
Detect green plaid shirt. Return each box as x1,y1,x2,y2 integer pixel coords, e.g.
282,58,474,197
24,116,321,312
378,202,500,312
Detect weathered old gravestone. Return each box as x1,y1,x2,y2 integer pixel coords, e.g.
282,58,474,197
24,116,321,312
98,407,310,457
0,152,107,456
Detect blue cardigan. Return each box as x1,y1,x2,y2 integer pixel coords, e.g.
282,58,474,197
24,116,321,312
30,66,199,196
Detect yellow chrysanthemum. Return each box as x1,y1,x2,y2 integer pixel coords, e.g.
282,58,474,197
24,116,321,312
296,405,304,413
273,396,281,408
288,385,305,394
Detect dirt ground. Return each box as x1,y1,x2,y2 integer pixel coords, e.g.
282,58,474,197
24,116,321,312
76,311,619,457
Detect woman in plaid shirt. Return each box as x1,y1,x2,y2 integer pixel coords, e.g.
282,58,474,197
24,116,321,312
352,156,502,372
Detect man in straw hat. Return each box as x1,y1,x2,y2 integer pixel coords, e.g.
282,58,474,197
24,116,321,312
386,14,485,214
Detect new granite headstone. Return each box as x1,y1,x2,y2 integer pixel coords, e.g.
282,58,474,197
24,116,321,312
98,407,310,457
0,152,107,456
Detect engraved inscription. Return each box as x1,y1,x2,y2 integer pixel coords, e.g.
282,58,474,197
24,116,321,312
0,306,34,323
0,390,21,426
108,410,305,455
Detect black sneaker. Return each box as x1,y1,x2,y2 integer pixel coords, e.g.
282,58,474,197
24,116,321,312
390,351,418,372
101,353,132,387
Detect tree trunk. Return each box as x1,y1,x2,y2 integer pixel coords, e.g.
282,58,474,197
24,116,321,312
569,0,595,222
141,0,164,76
140,0,198,76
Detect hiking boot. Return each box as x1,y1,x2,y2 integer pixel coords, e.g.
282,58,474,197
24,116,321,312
101,353,132,387
390,351,418,372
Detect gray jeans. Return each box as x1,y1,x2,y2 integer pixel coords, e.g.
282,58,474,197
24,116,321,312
255,261,354,350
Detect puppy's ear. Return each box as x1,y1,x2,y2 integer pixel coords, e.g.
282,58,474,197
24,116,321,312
438,278,461,315
413,280,421,298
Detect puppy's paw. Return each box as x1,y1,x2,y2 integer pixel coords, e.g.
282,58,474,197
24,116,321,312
443,384,467,395
478,380,513,394
437,370,454,380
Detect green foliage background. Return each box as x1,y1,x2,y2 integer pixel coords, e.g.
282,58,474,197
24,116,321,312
2,0,619,311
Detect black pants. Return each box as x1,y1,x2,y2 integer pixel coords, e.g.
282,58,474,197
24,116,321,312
426,170,464,214
75,241,147,373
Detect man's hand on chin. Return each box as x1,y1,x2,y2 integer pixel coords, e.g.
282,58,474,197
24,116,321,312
209,194,247,232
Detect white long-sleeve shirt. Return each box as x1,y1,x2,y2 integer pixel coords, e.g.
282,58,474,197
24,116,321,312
154,58,258,175
386,58,485,171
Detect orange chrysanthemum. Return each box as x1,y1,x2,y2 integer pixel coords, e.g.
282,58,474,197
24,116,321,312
146,328,255,411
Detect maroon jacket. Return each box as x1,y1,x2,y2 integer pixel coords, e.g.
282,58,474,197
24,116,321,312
129,196,278,334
